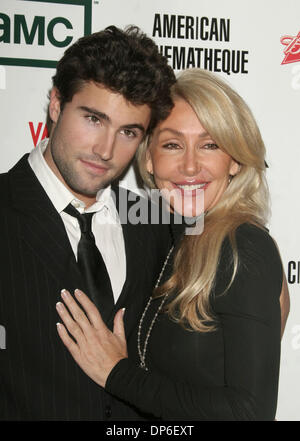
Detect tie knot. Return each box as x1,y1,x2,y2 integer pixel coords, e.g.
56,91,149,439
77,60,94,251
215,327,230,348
64,203,94,233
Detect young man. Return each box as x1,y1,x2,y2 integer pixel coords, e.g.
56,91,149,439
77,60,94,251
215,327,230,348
0,26,175,420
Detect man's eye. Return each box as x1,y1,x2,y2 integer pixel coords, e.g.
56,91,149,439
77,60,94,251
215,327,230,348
86,115,100,124
121,129,137,138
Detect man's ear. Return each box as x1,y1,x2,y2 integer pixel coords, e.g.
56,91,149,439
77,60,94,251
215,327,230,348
49,87,61,124
146,149,153,175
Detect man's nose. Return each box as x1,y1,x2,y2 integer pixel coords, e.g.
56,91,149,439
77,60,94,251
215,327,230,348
93,131,115,161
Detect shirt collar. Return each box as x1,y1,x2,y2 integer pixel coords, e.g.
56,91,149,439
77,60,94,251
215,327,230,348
28,138,115,215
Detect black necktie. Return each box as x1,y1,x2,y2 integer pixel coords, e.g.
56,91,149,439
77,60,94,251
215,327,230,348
64,203,114,320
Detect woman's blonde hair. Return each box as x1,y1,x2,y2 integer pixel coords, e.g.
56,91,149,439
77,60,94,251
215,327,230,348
136,68,270,332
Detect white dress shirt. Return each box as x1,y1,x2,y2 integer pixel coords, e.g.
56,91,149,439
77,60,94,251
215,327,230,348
28,138,126,302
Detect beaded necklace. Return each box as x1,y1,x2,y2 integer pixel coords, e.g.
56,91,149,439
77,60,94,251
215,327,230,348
137,245,174,371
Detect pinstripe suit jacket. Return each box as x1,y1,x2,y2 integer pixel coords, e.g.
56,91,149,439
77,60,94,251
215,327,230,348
0,155,171,420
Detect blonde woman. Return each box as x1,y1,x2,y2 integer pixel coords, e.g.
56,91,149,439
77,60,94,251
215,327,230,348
55,69,287,420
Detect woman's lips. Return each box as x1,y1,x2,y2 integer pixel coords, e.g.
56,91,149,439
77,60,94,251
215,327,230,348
172,181,210,194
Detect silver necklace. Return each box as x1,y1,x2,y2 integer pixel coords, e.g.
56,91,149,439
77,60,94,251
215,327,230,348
137,245,174,371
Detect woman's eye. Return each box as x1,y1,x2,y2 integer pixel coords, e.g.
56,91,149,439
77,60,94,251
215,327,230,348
202,143,219,150
162,143,180,150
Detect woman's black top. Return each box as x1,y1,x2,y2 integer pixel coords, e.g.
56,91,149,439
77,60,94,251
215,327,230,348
105,223,282,421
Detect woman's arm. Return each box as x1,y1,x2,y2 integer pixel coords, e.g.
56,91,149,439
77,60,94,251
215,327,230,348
56,289,127,388
280,273,290,338
56,227,282,420
106,243,282,421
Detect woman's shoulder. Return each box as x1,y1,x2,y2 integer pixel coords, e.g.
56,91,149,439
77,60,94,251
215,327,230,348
235,222,272,245
214,223,283,315
234,223,281,266
218,222,283,291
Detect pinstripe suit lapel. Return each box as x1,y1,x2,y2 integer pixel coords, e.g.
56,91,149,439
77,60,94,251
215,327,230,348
8,154,82,290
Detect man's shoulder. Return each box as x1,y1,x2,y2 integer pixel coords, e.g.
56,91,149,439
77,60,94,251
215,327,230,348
0,170,9,181
0,169,10,202
1,154,30,180
0,154,33,208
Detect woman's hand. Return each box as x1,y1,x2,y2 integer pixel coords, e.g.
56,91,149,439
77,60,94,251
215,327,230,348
56,289,127,388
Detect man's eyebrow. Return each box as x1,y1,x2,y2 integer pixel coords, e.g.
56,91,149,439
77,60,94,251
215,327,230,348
79,106,146,133
79,106,111,122
120,123,146,134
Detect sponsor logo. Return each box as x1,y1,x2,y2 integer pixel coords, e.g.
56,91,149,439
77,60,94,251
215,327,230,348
0,0,92,68
153,13,249,75
281,31,300,65
287,261,300,284
29,121,49,146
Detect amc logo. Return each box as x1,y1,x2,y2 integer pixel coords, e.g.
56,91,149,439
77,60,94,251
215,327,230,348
0,0,92,68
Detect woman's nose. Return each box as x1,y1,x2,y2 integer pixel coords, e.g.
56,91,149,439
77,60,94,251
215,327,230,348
180,148,201,177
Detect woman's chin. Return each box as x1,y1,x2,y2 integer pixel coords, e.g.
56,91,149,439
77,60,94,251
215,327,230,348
160,188,205,219
173,206,205,219
173,198,205,218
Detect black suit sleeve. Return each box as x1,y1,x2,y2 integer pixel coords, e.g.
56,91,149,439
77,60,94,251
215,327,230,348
105,225,282,420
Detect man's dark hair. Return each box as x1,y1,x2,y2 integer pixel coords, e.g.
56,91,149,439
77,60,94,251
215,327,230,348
52,25,176,133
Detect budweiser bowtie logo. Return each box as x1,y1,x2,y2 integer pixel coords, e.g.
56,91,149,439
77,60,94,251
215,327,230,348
281,32,300,65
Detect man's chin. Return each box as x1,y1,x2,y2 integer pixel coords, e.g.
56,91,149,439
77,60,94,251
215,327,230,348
73,186,108,197
75,172,114,191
